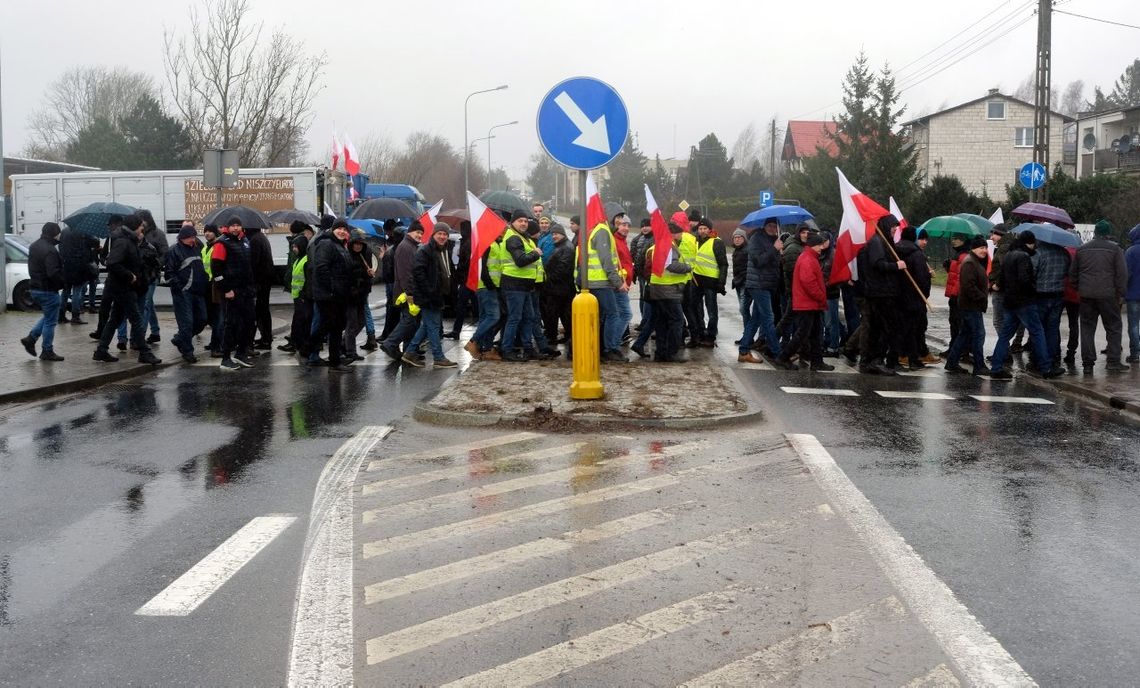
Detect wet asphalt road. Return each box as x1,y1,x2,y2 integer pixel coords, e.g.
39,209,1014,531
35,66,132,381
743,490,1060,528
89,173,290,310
0,344,453,686
734,357,1140,686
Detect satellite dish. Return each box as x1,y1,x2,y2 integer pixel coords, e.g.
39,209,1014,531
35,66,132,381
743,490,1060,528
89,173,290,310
1119,138,1132,154
1111,138,1121,152
1082,132,1097,152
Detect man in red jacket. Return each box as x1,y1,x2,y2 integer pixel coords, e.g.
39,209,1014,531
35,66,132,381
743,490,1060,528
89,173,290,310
775,233,834,372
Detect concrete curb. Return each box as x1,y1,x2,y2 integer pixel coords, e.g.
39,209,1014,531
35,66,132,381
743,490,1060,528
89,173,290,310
412,400,765,431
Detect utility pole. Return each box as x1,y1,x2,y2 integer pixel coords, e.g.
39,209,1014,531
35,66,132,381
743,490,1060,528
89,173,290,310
0,40,7,314
1032,0,1052,202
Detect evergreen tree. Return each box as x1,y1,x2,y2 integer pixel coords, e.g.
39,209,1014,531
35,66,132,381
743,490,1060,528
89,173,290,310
687,133,734,204
863,65,922,208
601,141,649,215
66,117,132,169
830,52,875,184
119,95,196,169
1108,58,1140,108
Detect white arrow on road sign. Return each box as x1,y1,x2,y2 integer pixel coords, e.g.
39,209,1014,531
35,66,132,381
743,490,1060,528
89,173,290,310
553,91,611,155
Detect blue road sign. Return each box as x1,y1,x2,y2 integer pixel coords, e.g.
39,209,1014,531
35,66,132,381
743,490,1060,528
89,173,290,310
759,189,775,208
537,77,629,170
1019,162,1047,190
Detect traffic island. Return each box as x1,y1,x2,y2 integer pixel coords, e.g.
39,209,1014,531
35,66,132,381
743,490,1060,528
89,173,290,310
413,360,763,430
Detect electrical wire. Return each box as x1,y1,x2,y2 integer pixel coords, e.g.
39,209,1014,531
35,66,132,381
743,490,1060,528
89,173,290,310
894,0,1017,75
897,1,1033,80
1054,9,1140,31
898,5,1036,91
899,11,1036,94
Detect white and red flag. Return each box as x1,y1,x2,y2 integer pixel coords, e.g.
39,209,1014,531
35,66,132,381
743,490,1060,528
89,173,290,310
419,199,444,244
343,134,360,176
830,168,891,285
889,196,908,242
585,171,607,232
465,191,507,291
644,184,673,277
331,127,341,171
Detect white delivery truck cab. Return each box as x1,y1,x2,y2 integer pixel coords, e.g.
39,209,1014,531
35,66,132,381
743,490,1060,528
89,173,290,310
10,167,346,275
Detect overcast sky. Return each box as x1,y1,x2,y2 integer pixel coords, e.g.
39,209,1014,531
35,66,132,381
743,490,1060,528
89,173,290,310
3,0,1138,180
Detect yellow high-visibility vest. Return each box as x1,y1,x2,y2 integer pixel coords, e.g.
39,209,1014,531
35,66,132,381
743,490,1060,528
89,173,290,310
646,245,689,286
693,236,721,279
586,223,618,284
500,228,539,281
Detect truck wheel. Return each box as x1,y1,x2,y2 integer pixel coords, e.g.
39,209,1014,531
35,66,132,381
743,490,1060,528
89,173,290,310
12,281,34,311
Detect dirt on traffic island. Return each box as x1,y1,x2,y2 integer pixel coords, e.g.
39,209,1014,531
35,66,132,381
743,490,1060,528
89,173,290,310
419,360,757,430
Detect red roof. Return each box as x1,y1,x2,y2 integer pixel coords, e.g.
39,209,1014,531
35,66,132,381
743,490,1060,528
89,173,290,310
783,120,838,160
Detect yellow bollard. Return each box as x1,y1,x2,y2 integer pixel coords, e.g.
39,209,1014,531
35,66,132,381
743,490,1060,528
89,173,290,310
569,289,605,400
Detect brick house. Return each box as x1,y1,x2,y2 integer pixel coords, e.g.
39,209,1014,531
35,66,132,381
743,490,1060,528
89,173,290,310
902,89,1073,197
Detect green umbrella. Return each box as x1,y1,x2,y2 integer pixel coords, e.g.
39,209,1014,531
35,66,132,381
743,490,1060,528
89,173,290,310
920,215,986,238
954,213,995,234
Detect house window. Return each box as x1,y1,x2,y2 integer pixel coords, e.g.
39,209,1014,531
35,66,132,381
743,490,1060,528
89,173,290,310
987,101,1006,120
1015,127,1034,147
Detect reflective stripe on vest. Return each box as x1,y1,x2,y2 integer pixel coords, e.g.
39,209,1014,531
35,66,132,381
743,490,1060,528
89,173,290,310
586,223,617,284
500,229,538,281
202,244,214,280
290,255,308,299
484,239,506,288
693,237,720,278
646,245,689,285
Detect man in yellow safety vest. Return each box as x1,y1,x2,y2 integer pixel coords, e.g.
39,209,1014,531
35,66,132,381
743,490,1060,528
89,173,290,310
691,217,728,346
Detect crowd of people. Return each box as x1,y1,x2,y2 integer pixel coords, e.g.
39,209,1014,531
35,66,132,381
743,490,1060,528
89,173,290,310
18,201,1140,381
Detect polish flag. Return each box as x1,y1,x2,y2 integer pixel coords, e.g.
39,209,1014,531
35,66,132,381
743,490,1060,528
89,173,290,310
830,168,890,285
419,199,444,244
889,196,908,243
465,191,507,291
331,127,341,171
644,185,673,277
343,134,360,176
585,171,607,232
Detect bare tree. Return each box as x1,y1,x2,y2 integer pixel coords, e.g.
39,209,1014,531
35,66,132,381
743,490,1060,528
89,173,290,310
26,66,156,160
163,0,327,167
1059,80,1086,117
387,132,480,205
730,122,761,170
1011,71,1059,110
357,133,395,180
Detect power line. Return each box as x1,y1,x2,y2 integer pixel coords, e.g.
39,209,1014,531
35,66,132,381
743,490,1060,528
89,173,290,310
897,1,1032,78
1054,8,1140,31
898,5,1036,91
899,12,1036,94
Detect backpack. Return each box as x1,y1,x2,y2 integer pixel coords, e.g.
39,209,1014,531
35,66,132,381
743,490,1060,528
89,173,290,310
140,240,163,284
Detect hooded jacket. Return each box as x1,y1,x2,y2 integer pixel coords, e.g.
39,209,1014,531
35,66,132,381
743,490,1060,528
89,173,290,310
894,239,931,312
958,252,990,312
1126,225,1140,301
58,228,99,285
780,233,804,290
164,238,208,296
410,240,453,310
745,230,781,291
29,226,65,291
1071,234,1127,300
858,232,901,298
105,226,147,295
543,236,576,296
247,227,275,287
309,232,353,302
1001,236,1038,310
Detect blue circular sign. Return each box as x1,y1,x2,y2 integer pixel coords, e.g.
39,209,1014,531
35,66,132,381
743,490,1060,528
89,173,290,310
1019,162,1047,190
536,77,629,170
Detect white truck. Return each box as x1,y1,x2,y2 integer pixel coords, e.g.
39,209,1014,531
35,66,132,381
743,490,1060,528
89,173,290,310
9,166,347,273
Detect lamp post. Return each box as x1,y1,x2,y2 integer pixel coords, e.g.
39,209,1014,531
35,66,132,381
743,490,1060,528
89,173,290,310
464,85,508,195
470,135,495,189
486,120,518,191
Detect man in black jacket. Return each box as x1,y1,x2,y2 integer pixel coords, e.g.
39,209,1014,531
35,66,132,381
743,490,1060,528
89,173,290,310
165,225,208,363
988,230,1061,379
447,222,475,340
212,218,257,371
58,225,98,325
21,222,67,360
93,215,161,365
857,215,906,375
247,225,275,349
402,224,458,368
380,222,425,359
541,224,575,346
894,227,932,369
308,220,354,372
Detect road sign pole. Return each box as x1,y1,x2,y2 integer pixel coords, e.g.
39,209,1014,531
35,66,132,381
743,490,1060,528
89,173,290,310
570,171,603,400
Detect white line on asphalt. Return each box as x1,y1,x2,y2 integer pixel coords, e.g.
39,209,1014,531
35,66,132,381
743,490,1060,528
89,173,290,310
969,395,1054,405
875,391,955,400
364,508,825,666
443,585,751,687
361,443,589,495
135,515,297,616
781,386,859,396
365,432,544,470
903,663,963,687
360,455,768,558
360,441,703,522
286,425,393,688
679,596,908,686
785,434,1036,687
364,505,688,604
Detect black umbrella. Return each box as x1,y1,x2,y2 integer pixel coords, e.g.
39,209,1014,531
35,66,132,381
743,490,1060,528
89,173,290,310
201,205,273,229
603,201,626,220
479,190,533,218
351,198,417,221
62,201,139,239
268,209,321,226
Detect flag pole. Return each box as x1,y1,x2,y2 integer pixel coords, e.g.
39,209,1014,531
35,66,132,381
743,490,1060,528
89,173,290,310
874,227,932,312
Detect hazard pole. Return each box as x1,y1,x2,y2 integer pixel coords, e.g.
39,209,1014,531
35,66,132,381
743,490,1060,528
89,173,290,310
569,170,603,399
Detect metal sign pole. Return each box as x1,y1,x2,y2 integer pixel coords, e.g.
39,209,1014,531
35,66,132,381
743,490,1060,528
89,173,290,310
569,169,602,399
0,41,7,314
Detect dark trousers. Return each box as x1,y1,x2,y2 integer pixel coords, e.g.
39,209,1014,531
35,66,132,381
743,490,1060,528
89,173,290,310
682,283,702,341
946,310,986,372
290,298,313,355
899,310,924,361
781,311,823,363
863,296,901,365
652,299,684,361
383,307,420,352
1080,297,1123,365
171,290,207,355
380,284,399,341
1064,301,1079,358
844,296,870,359
698,285,719,338
97,290,148,354
221,287,256,358
255,283,273,343
313,300,348,364
541,288,574,343
947,296,960,348
451,285,477,335
344,300,367,357
206,297,222,351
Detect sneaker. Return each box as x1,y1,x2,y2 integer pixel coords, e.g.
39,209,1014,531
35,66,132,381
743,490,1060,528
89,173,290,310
93,350,120,363
464,340,480,357
220,357,242,371
277,343,297,353
39,350,64,362
944,364,967,374
234,354,255,368
401,352,425,367
182,353,199,364
20,336,36,357
989,369,1013,380
138,351,162,366
738,352,762,364
810,361,836,372
1106,361,1132,373
146,334,161,344
433,357,458,368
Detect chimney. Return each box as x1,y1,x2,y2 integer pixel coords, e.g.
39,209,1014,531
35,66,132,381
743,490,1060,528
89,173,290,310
988,87,1000,96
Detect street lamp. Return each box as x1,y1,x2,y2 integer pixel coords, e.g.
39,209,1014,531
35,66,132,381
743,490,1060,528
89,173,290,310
486,120,518,191
464,85,508,195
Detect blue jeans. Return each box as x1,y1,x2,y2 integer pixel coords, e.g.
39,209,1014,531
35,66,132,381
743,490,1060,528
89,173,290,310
1036,296,1064,369
633,300,655,349
615,289,633,336
739,287,780,356
593,287,623,352
501,289,536,354
474,289,501,351
66,283,84,316
736,288,752,323
29,290,62,352
824,298,842,350
991,304,1051,373
364,305,375,336
408,308,445,360
1127,301,1140,359
171,290,207,355
840,283,860,335
946,310,986,372
528,291,550,351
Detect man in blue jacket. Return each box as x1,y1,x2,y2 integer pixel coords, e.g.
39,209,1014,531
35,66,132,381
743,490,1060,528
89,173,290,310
165,225,208,363
1124,224,1140,363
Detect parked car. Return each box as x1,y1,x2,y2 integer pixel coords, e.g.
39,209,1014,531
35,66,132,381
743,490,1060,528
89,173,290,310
5,234,33,310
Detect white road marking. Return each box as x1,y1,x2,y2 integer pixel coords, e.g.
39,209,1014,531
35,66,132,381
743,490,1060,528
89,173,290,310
443,585,751,687
135,515,296,616
286,425,392,688
365,509,824,666
876,391,955,400
361,456,764,558
903,663,963,687
781,386,859,396
362,443,589,495
364,505,687,604
970,395,1054,405
365,432,544,470
680,596,908,686
786,434,1036,687
361,441,702,521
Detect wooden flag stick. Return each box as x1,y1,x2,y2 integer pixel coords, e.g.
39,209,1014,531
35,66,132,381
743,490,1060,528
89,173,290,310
875,227,932,312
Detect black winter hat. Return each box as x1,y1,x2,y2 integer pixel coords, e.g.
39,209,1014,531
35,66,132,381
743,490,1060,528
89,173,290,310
177,225,197,241
900,226,917,242
42,222,62,239
968,236,988,250
511,209,529,222
320,214,336,230
805,232,826,247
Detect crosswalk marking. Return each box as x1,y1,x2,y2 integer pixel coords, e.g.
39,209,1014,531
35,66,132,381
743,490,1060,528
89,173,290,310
364,505,688,605
903,663,962,687
366,432,544,470
875,391,955,400
781,386,859,396
360,441,703,522
679,596,907,686
361,443,589,495
442,585,752,688
361,456,770,559
136,515,296,616
969,395,1054,405
364,508,825,666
